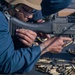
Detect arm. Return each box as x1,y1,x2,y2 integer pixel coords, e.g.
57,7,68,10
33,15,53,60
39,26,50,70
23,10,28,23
0,11,72,73
0,12,41,73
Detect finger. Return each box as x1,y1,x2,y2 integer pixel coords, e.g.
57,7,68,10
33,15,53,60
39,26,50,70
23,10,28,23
24,30,37,41
17,37,32,47
57,39,65,46
50,48,62,53
52,49,61,53
26,30,37,36
16,29,37,37
48,46,63,53
16,33,33,44
50,37,72,46
37,19,45,23
46,34,51,39
16,29,37,40
60,37,72,41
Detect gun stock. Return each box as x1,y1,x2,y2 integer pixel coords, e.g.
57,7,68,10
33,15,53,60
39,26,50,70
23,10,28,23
10,17,53,34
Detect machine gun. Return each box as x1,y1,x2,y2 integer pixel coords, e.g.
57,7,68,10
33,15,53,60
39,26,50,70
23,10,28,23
5,11,75,37
1,0,75,38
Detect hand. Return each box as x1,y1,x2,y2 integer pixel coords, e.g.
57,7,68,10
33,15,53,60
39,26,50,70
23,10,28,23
16,29,37,47
37,19,45,23
40,36,72,55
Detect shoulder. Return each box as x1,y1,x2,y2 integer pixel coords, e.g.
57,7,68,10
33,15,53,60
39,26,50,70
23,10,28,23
0,11,7,21
0,11,8,30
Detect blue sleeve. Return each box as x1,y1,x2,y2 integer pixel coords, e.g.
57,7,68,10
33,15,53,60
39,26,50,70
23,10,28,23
0,12,41,73
41,0,71,16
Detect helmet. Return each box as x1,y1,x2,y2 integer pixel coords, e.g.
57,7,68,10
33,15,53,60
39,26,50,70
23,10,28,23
5,0,42,10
